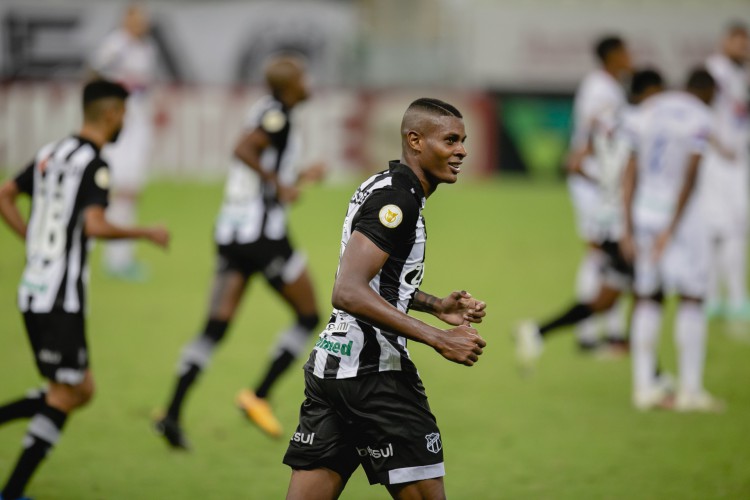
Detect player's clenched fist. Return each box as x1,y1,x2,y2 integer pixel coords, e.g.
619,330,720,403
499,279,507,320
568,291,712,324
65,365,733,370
147,225,170,249
435,325,487,366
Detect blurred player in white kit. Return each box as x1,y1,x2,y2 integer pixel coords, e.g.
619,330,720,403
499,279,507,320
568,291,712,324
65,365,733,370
703,22,750,321
622,68,724,412
567,36,633,351
90,4,157,280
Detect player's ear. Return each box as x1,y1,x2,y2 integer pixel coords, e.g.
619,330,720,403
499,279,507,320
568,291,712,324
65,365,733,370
406,130,422,153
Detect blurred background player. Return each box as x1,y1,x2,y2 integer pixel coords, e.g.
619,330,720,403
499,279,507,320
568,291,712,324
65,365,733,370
621,68,723,412
703,22,750,321
0,80,169,500
155,55,325,449
566,35,633,352
90,3,157,280
517,69,665,368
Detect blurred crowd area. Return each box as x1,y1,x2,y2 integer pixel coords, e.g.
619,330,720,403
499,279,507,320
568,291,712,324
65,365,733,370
0,0,748,179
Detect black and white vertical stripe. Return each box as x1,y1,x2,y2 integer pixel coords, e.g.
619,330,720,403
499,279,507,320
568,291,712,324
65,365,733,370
306,166,427,379
18,137,101,314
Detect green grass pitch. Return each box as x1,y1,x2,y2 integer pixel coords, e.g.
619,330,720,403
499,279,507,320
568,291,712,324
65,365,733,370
1,178,749,499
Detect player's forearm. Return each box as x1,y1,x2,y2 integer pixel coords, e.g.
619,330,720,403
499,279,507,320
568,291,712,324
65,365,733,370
622,154,637,235
233,144,276,183
84,218,151,240
666,155,700,234
410,290,443,317
332,283,442,348
0,182,26,239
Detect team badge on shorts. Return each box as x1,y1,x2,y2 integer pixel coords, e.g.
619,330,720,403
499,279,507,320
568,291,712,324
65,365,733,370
425,432,442,453
379,205,403,228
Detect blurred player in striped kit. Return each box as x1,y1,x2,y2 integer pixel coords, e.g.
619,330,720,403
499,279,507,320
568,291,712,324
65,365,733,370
565,35,633,352
155,56,326,449
703,22,750,321
90,4,157,280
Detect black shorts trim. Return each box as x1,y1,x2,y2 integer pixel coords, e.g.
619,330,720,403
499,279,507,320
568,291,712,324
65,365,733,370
23,311,88,385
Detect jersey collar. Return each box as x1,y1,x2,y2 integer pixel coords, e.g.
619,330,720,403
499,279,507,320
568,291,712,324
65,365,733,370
388,160,426,207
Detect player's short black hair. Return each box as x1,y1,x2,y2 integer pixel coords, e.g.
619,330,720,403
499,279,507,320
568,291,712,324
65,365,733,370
595,36,624,63
82,80,129,110
686,67,716,91
407,98,462,119
726,20,748,36
630,68,664,97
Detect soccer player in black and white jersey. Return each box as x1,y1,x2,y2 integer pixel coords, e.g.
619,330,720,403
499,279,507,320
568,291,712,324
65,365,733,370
0,80,169,500
283,98,487,500
155,56,326,448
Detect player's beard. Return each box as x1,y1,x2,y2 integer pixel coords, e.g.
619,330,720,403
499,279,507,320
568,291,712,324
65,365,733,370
109,126,123,143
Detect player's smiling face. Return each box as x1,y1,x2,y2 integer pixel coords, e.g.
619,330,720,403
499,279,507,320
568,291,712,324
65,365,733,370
420,116,468,186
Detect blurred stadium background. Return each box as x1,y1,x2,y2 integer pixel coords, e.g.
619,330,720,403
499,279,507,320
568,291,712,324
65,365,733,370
1,0,749,499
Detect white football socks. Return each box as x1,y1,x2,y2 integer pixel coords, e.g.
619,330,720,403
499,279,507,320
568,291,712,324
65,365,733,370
675,301,707,395
575,249,604,345
631,300,663,394
605,296,626,341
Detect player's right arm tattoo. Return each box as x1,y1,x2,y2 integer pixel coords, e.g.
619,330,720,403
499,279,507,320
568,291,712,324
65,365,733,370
411,290,442,315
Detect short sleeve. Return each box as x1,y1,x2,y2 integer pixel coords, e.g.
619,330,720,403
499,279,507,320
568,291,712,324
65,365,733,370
690,122,712,155
13,161,35,195
78,160,110,209
353,188,420,256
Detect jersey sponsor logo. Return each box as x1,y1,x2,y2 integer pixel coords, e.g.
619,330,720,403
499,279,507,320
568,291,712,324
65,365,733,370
425,433,442,454
315,337,354,356
357,443,394,459
291,432,315,445
94,167,110,189
379,204,403,228
38,349,62,364
262,109,287,133
404,263,425,286
323,322,350,335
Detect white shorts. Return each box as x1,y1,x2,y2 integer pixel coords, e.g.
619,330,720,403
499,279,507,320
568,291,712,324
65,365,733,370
702,151,748,239
633,217,709,299
102,107,153,193
567,175,602,242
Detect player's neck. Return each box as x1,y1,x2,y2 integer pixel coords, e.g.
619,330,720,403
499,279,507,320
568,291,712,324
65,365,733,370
400,158,435,198
78,125,109,149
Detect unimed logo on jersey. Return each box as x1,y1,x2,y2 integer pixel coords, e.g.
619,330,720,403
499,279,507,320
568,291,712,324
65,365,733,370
315,337,353,356
425,433,442,454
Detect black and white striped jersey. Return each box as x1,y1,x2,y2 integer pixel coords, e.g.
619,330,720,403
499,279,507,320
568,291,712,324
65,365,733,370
304,161,427,379
214,95,302,245
15,136,110,314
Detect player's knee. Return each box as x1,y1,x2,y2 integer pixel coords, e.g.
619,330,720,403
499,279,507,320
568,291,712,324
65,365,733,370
204,319,230,343
297,313,320,332
76,379,95,407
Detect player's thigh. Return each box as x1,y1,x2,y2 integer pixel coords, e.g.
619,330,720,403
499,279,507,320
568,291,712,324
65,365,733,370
633,230,660,297
207,249,250,320
260,238,317,315
387,477,446,500
665,228,709,300
47,370,95,412
277,268,318,316
286,468,345,500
